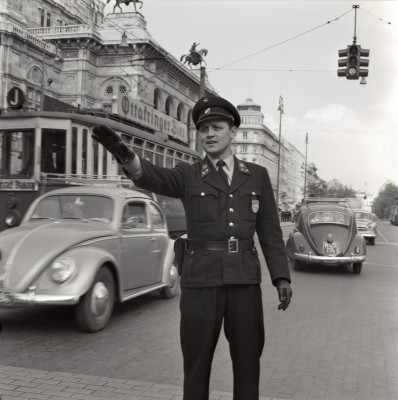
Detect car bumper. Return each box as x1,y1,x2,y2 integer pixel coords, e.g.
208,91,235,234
293,253,366,264
359,232,376,239
0,286,80,307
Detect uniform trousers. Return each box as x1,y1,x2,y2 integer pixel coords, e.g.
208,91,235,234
180,284,265,400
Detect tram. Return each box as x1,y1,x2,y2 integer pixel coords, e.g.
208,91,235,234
0,103,200,235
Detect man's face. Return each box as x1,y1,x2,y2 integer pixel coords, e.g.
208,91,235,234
197,119,237,159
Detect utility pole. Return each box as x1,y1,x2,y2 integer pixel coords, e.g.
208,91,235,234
303,132,308,202
276,96,284,207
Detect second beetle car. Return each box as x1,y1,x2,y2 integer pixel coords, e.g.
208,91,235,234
0,186,178,332
286,202,366,274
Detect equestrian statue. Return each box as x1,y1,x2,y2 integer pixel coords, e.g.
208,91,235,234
180,42,208,67
106,0,143,14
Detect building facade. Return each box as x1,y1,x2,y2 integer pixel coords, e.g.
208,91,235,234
0,0,215,151
233,97,305,207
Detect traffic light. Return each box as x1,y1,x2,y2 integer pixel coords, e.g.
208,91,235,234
337,44,369,80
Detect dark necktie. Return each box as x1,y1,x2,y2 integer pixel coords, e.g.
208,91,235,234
217,160,229,187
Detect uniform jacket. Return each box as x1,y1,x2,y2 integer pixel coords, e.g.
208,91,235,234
126,155,290,288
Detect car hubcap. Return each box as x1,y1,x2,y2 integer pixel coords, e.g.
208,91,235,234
169,264,178,288
91,282,109,316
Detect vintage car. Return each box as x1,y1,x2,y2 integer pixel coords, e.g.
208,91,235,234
353,209,377,245
286,202,366,273
0,186,178,332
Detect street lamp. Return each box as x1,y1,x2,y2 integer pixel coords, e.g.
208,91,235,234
40,40,60,111
276,95,284,207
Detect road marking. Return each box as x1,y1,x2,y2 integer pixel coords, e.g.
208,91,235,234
375,241,398,246
377,229,390,243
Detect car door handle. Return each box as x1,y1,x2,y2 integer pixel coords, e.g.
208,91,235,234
150,237,157,241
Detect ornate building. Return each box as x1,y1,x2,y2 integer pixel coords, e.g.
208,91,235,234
0,0,214,150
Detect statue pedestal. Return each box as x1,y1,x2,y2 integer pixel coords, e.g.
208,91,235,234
104,12,152,42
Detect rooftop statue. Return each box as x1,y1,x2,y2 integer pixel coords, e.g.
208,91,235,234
106,0,143,14
180,43,208,67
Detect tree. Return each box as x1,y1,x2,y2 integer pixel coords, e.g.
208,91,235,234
325,179,357,198
307,179,327,197
372,181,398,219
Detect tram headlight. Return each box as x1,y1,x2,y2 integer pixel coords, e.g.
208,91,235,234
4,210,21,227
50,257,75,283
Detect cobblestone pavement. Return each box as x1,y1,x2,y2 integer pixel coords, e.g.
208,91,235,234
1,222,398,400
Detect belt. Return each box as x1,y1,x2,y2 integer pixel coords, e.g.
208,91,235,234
186,238,254,253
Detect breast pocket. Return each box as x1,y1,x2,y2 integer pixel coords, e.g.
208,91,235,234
238,187,260,221
188,186,219,221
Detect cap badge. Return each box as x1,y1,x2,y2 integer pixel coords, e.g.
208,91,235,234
203,98,209,103
204,107,211,114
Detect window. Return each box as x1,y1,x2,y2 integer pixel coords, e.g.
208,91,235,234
119,85,127,94
0,130,35,178
243,132,247,140
41,129,66,174
241,145,247,153
150,203,165,229
122,202,148,229
46,12,51,27
105,86,113,96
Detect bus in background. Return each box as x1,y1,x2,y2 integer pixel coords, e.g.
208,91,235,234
390,205,398,226
0,91,199,236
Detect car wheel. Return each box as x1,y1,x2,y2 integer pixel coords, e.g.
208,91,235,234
160,261,179,299
353,263,362,274
75,267,115,332
293,260,302,270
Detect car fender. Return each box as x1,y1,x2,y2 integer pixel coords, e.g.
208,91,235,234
34,246,120,301
345,234,367,256
286,231,310,256
160,238,176,285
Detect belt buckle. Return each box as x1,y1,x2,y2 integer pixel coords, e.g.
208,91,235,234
228,238,239,253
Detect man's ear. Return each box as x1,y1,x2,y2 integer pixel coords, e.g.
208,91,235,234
231,126,238,139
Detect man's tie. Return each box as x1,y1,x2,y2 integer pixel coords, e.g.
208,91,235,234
217,160,229,187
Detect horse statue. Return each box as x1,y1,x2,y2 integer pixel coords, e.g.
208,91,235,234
180,43,208,67
106,0,143,14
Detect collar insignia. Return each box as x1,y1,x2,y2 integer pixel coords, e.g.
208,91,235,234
201,161,210,178
239,162,251,174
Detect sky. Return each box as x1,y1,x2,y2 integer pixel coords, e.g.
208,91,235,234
103,0,398,196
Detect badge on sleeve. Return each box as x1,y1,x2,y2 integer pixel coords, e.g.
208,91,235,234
251,193,259,213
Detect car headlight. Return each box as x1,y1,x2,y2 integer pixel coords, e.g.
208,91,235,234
50,257,75,283
368,225,374,231
5,210,21,227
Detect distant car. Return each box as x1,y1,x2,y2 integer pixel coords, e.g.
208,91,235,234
286,202,366,273
0,186,178,332
353,210,377,245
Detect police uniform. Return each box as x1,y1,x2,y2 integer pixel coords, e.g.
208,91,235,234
125,95,291,400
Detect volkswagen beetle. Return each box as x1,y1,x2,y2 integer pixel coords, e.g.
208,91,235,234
0,186,178,332
286,202,366,273
353,209,377,245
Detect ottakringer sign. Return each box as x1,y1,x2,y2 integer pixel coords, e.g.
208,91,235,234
119,96,188,143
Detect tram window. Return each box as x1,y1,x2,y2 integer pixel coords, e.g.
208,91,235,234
93,139,98,175
155,153,163,166
71,127,77,174
82,129,88,174
165,157,173,169
133,146,142,157
0,130,34,178
41,129,66,174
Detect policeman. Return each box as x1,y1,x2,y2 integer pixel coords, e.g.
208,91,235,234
92,94,292,400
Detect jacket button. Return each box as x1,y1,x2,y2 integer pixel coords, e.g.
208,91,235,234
229,194,233,198
201,192,205,196
229,208,234,212
229,222,234,226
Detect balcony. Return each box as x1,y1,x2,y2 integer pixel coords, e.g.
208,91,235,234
27,25,101,42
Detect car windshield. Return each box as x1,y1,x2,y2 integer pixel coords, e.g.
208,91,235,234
354,212,372,220
30,195,114,223
308,211,349,225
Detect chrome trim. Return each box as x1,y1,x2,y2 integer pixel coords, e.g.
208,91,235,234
0,286,80,307
293,253,366,264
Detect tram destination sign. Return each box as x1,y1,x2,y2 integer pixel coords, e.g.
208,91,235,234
0,179,38,191
119,96,188,143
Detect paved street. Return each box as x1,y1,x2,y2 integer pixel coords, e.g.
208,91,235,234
1,221,398,400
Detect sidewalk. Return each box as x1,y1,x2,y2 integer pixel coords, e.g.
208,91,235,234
0,365,289,400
